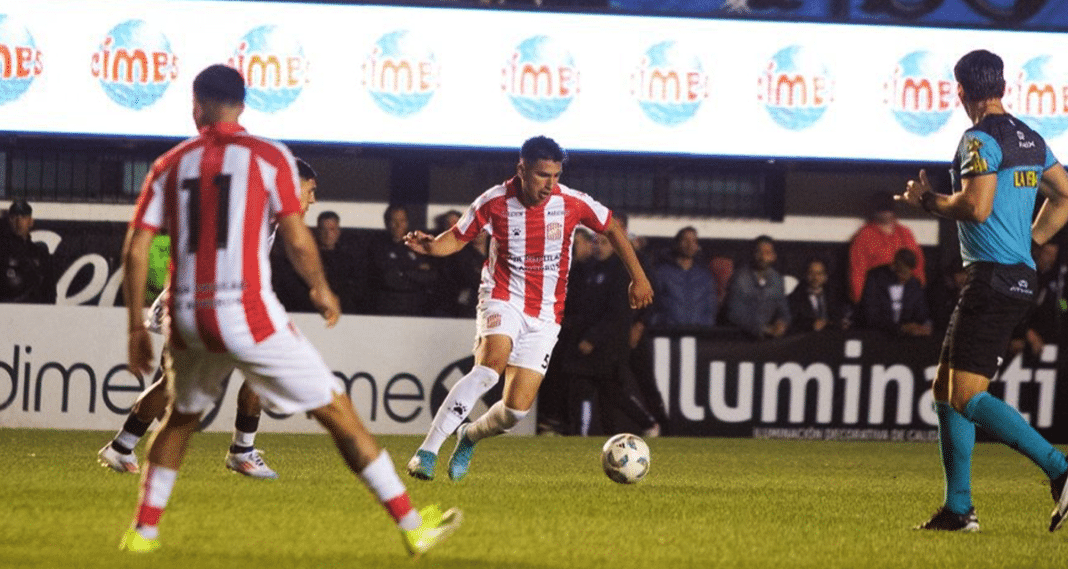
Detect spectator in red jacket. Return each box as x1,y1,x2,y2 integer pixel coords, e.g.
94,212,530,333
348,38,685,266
848,191,925,304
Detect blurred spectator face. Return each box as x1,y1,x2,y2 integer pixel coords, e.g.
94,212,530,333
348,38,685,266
8,214,32,238
872,210,896,226
805,260,827,291
592,233,613,261
753,240,776,271
572,231,593,262
676,229,700,260
1036,242,1059,273
387,208,409,242
891,259,913,283
298,177,317,218
472,231,490,256
317,217,341,250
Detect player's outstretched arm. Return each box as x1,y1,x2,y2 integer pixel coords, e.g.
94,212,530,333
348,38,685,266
603,218,653,309
277,213,340,327
121,226,156,374
898,168,995,223
1033,163,1068,246
404,229,467,257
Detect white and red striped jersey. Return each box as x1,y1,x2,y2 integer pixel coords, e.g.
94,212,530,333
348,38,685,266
131,122,302,352
453,176,612,324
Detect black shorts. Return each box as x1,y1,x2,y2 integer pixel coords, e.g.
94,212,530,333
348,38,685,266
940,262,1036,378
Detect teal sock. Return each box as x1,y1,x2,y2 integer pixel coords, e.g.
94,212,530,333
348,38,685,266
962,392,1068,480
936,402,974,515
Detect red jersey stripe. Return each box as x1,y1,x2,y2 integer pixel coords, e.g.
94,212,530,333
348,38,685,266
194,141,227,353
523,201,545,317
241,154,274,342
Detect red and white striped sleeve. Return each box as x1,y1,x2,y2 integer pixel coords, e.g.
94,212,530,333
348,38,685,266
452,184,505,242
561,185,612,233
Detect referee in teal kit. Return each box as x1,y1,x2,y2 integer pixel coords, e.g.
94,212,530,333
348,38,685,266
898,49,1068,533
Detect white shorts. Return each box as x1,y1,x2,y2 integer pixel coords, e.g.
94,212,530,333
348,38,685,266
168,325,342,416
475,299,562,374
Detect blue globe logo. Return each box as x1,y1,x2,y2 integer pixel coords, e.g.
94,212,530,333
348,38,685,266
632,40,708,127
231,25,308,114
502,35,578,122
757,45,833,131
885,51,955,136
0,14,42,105
91,20,177,110
361,30,439,118
1011,55,1068,139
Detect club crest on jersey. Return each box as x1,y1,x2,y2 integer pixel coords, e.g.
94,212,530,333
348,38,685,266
0,14,43,105
546,222,562,241
485,312,502,329
90,19,178,110
229,25,309,114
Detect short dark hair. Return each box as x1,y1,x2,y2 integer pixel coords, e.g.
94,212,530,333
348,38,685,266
754,234,775,250
520,136,566,164
8,199,32,216
193,64,245,105
894,248,918,270
954,50,1005,102
383,204,408,225
674,226,697,244
867,191,896,217
317,210,339,225
295,158,316,181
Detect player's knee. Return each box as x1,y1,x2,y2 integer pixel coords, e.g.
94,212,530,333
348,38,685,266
470,365,501,391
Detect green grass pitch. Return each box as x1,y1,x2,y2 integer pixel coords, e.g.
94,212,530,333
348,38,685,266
0,429,1065,568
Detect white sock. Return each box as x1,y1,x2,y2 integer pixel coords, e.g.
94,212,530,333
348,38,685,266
359,451,420,531
114,430,141,451
232,430,256,449
466,401,529,443
134,464,178,539
419,365,499,454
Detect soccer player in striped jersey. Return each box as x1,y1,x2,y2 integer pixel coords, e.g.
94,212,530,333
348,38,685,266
98,157,318,480
117,64,461,556
898,50,1068,533
404,135,654,482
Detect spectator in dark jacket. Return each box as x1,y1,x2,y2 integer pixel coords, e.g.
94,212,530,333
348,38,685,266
0,199,55,304
725,235,790,339
368,205,436,316
788,257,848,334
649,226,717,329
857,248,932,337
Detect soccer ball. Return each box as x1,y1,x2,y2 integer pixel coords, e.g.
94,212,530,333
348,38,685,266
601,433,650,484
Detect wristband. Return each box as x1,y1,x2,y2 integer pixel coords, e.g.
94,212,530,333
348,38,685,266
920,191,937,213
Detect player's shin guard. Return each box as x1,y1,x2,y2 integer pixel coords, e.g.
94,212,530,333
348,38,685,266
359,450,420,531
963,392,1068,480
935,402,975,515
466,401,529,442
419,366,499,454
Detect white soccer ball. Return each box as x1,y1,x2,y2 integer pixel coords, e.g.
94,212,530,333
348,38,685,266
601,433,650,484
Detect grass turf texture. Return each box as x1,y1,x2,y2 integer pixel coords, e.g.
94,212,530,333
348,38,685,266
0,430,1065,568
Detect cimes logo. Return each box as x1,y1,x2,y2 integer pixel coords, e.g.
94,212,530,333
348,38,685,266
884,51,956,137
501,35,579,123
1007,55,1068,140
361,30,439,118
631,40,709,127
229,25,309,114
0,14,43,105
757,45,833,131
90,19,178,110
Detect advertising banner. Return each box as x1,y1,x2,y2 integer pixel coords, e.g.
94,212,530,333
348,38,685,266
0,1,1066,161
0,305,534,435
652,329,1065,443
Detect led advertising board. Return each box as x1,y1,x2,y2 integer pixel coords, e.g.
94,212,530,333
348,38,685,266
0,1,1066,161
